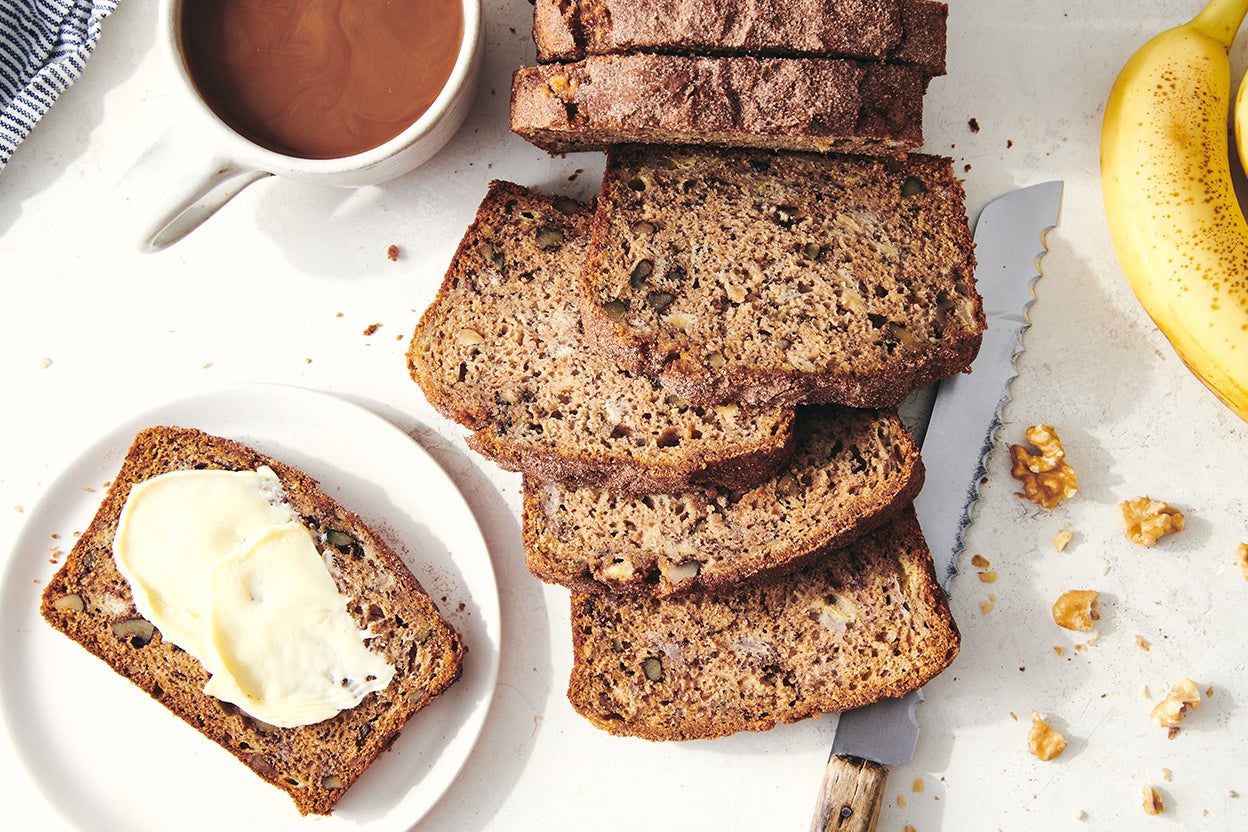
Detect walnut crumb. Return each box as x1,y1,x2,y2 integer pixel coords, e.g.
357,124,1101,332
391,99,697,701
971,554,991,568
1052,589,1100,632
386,244,400,261
1135,635,1151,651
1028,712,1068,761
1151,678,1200,730
1119,497,1185,546
1010,424,1078,509
1054,528,1074,552
897,795,907,808
913,777,924,793
1142,785,1164,815
1236,543,1248,580
981,594,996,614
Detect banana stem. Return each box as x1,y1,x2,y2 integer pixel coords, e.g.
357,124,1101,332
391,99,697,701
1189,0,1248,46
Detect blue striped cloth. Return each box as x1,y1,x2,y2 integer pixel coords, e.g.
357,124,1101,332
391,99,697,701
1,0,119,173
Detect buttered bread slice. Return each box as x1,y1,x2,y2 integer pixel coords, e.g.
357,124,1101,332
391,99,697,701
579,145,984,410
523,406,923,596
40,427,466,816
566,507,959,741
408,180,796,495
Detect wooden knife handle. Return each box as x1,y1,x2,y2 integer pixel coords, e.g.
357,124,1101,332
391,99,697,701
808,754,890,832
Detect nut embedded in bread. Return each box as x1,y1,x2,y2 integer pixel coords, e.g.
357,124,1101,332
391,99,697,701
566,507,960,741
579,145,984,410
39,426,466,816
509,54,929,156
523,405,924,596
531,0,948,76
407,180,797,495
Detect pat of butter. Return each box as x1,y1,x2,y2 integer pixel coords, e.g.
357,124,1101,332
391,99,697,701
113,467,393,727
203,522,394,728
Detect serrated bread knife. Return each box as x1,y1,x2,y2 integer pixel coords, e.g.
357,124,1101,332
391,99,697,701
808,181,1064,832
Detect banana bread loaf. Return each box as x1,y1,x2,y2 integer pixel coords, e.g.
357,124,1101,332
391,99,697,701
509,54,929,156
40,426,466,815
566,507,959,741
523,405,923,596
531,0,948,75
579,145,983,410
407,180,796,495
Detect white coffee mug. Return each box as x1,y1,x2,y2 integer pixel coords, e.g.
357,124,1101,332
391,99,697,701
140,0,483,252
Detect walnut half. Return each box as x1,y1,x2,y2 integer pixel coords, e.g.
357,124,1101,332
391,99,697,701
1119,497,1185,546
1010,424,1078,509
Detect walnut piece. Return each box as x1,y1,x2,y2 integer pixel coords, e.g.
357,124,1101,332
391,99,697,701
1151,678,1201,730
1142,785,1164,815
1052,589,1100,632
1027,713,1068,761
1053,528,1074,552
1010,424,1078,509
1119,497,1185,546
1237,543,1248,581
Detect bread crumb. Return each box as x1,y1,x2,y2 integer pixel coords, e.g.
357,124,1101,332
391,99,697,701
1236,543,1248,580
1072,809,1086,821
1231,790,1240,798
1151,678,1201,730
1136,635,1151,650
1119,497,1185,546
363,323,382,336
1142,785,1164,815
971,554,991,568
968,117,981,132
1027,712,1068,761
981,594,996,614
1054,528,1074,552
13,505,23,514
386,244,400,261
39,356,52,368
1052,589,1100,632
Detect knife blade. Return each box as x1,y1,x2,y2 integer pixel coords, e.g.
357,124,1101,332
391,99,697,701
808,181,1064,832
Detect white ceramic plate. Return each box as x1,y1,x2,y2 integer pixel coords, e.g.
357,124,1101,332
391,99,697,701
0,384,500,831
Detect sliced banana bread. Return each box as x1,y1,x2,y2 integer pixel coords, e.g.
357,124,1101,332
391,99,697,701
510,54,928,156
407,180,796,495
39,426,466,816
523,405,923,596
566,507,959,741
579,145,983,410
532,0,948,76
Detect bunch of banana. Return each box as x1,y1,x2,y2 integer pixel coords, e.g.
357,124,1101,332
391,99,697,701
1101,0,1248,423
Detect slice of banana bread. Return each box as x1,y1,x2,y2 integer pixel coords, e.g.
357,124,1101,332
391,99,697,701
509,54,929,156
39,426,466,815
523,405,923,596
579,145,983,410
566,507,958,741
532,0,948,76
407,180,797,495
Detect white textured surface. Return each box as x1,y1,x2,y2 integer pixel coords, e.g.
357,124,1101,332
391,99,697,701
2,1,1247,830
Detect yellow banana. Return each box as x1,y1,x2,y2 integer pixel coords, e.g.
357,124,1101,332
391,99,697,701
1101,0,1248,423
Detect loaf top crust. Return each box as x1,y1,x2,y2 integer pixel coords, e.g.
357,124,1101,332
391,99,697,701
566,506,959,741
579,145,984,410
509,54,928,156
408,180,797,495
39,426,466,816
532,0,948,75
523,405,923,596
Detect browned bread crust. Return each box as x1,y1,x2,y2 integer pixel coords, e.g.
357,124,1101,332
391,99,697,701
522,406,923,596
407,180,798,495
509,54,928,156
39,426,466,816
579,145,984,410
532,0,948,76
566,507,959,741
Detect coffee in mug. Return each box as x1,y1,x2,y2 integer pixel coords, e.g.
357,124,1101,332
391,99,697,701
180,0,464,160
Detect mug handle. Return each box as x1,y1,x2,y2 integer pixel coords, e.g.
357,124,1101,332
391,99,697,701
142,158,272,252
